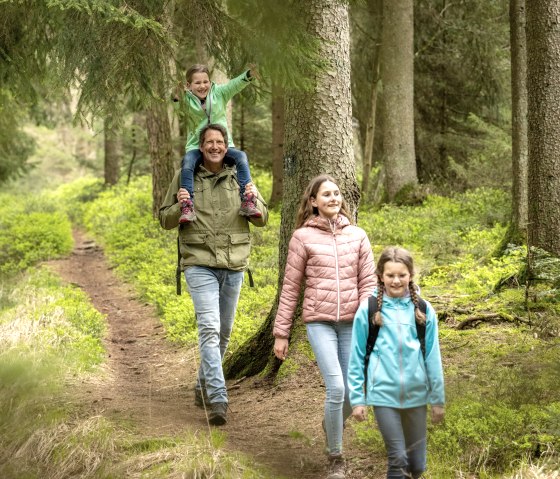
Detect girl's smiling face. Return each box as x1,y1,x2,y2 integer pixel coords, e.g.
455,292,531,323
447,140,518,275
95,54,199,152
187,72,211,100
311,180,342,220
381,261,412,297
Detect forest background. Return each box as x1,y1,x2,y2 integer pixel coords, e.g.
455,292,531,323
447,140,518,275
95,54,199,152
1,0,559,478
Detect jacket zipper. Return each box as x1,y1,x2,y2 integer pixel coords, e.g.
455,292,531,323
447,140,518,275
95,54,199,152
330,221,341,321
188,87,213,125
398,302,405,406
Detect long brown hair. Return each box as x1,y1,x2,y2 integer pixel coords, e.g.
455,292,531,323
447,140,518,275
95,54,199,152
294,175,353,228
373,246,426,326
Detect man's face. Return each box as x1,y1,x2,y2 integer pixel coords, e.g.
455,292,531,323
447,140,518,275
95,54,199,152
201,129,227,172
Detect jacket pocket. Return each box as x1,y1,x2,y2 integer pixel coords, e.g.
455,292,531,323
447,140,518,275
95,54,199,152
228,232,251,268
182,233,207,245
180,233,210,262
230,232,250,245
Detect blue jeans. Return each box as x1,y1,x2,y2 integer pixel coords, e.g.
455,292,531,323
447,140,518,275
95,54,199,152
374,406,427,479
185,266,244,404
306,321,353,455
181,148,251,200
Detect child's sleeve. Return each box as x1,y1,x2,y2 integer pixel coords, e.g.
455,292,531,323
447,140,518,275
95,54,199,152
347,300,370,407
424,302,445,405
215,70,254,104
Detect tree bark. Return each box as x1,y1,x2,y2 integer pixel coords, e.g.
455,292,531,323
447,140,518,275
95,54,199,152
362,53,381,197
146,101,176,218
510,0,529,243
361,0,383,198
269,83,285,207
103,119,120,186
381,0,418,201
224,0,358,379
526,0,560,256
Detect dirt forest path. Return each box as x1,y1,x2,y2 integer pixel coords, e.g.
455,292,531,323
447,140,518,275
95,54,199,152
48,230,384,479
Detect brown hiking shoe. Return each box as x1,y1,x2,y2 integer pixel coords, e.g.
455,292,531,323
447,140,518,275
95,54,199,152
208,402,228,426
326,454,345,479
239,193,262,218
179,199,196,223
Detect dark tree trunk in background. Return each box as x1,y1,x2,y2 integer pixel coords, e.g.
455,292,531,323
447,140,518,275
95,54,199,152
103,119,120,186
381,0,418,201
526,0,560,256
224,0,358,379
146,101,176,217
510,0,529,244
269,83,285,208
361,0,383,198
362,52,381,198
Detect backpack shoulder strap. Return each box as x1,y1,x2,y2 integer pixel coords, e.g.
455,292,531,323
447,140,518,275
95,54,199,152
366,295,380,356
176,225,183,296
364,295,380,387
416,298,428,358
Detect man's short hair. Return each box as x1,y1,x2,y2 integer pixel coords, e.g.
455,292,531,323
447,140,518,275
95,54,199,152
199,124,228,147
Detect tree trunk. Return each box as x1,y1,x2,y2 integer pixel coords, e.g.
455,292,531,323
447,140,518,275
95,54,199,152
381,0,418,201
526,0,560,256
510,0,529,244
146,101,176,217
103,119,120,186
269,83,285,207
362,54,381,197
224,0,358,379
361,0,383,198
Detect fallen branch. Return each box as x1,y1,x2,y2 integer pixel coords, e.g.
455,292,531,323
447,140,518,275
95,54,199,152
456,312,530,330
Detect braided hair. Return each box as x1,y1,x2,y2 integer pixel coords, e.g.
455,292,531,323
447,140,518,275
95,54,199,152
374,246,426,326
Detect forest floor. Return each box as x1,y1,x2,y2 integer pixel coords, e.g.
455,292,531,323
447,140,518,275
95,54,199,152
48,230,386,479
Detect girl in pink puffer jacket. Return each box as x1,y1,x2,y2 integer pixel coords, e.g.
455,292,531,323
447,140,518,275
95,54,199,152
273,174,376,479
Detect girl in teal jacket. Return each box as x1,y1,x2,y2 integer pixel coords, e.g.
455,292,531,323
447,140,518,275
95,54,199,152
347,246,445,479
174,64,260,223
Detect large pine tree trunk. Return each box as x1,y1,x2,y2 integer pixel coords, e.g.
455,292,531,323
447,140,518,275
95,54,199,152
362,54,381,198
381,0,418,201
224,0,358,379
146,101,176,217
526,0,560,256
361,0,383,198
103,119,120,186
510,0,529,243
269,83,285,208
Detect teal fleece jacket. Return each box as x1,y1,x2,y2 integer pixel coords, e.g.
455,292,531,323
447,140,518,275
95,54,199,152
348,294,445,409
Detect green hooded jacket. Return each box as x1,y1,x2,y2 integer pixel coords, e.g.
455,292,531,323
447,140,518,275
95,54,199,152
179,71,253,152
159,166,268,271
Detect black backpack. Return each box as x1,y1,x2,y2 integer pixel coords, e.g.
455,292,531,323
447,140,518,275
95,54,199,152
364,295,428,386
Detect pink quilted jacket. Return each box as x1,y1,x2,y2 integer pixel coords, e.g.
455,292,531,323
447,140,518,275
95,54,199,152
273,214,376,339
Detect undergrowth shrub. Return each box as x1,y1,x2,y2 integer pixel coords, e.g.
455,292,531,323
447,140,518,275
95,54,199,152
0,192,73,275
359,187,510,263
0,268,105,369
0,267,107,475
46,176,105,224
429,400,559,477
